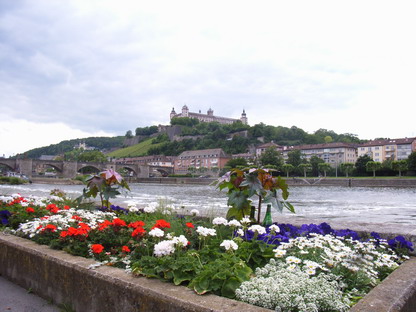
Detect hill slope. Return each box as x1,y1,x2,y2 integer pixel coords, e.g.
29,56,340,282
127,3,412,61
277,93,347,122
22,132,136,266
106,138,165,158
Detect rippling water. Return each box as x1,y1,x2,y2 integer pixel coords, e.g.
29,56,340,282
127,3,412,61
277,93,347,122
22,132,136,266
1,183,416,224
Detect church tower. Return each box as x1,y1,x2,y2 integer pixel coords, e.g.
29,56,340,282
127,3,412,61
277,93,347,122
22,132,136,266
240,109,248,125
170,107,177,120
182,105,189,117
207,107,214,116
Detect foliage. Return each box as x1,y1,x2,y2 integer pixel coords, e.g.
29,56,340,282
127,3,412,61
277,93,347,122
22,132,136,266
1,194,412,308
170,117,200,127
407,152,416,172
214,167,294,221
392,160,408,177
286,150,303,168
309,155,325,176
355,155,373,176
298,163,312,178
282,164,295,178
366,161,382,177
77,169,130,208
20,137,124,159
340,163,354,177
78,150,108,162
258,147,284,169
318,163,332,177
0,176,28,185
224,158,248,169
125,130,133,138
107,138,165,158
135,126,158,136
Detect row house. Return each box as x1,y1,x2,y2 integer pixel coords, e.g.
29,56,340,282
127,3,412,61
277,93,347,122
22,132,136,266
282,142,358,167
174,148,231,174
255,142,284,157
357,137,416,162
115,155,175,168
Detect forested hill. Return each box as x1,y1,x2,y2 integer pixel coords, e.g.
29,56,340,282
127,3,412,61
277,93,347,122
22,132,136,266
18,120,364,159
20,136,124,159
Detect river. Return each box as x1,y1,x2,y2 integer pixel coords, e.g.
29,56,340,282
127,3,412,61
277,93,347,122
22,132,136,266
1,182,416,225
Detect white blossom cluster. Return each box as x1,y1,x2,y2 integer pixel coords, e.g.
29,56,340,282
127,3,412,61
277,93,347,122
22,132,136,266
273,233,400,283
13,208,116,238
227,219,242,227
148,228,165,238
220,240,238,251
153,235,189,257
0,194,47,208
196,226,217,237
143,203,157,213
236,259,350,311
248,224,266,235
212,217,228,226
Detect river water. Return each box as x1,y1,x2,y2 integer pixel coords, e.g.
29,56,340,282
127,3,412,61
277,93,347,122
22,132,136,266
1,182,416,224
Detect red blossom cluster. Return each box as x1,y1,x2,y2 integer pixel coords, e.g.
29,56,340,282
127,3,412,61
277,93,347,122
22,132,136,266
60,223,91,238
40,224,57,233
26,207,35,213
152,219,171,230
7,196,27,206
46,204,60,214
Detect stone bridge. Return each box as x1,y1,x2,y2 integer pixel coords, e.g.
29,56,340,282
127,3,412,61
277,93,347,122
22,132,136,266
0,159,150,179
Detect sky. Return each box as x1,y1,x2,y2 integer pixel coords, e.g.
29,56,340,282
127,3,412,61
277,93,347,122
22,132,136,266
1,0,416,157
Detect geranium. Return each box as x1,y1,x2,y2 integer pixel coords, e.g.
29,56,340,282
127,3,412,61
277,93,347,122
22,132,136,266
220,240,238,251
196,226,216,237
91,244,105,254
132,227,146,238
186,222,195,228
128,220,145,229
212,217,228,226
42,224,57,233
112,218,127,227
26,207,35,213
149,228,165,238
152,219,170,229
227,219,242,227
122,246,131,253
248,224,266,235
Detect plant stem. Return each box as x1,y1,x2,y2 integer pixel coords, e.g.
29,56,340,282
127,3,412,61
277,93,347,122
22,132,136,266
257,196,262,223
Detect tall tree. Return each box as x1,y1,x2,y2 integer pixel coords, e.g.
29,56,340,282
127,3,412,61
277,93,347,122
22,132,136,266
392,160,408,177
286,150,303,167
340,163,354,177
318,163,331,177
366,161,382,177
355,155,373,176
309,155,325,176
298,163,312,178
282,164,295,178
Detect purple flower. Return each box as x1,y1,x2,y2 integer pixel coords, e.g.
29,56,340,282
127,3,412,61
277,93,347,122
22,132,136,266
0,210,12,225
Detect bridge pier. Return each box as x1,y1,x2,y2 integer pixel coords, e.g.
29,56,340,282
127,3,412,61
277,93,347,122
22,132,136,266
62,161,78,179
16,159,33,178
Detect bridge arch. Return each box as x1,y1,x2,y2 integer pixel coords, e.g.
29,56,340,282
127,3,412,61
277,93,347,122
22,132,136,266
77,165,101,175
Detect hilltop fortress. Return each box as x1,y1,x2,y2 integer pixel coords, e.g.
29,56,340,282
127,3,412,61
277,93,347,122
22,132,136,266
170,105,248,125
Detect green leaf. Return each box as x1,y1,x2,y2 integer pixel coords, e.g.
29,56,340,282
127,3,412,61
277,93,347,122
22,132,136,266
221,277,241,298
173,270,193,285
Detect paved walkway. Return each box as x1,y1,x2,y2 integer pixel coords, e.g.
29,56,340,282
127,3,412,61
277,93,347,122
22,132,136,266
0,276,60,312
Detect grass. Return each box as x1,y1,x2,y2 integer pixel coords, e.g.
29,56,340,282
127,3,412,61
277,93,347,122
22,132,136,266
106,138,164,158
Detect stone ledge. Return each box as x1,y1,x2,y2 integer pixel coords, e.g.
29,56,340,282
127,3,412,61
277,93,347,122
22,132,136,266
1,230,415,312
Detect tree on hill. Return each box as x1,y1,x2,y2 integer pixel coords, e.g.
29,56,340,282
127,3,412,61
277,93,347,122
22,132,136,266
135,126,158,136
170,117,199,127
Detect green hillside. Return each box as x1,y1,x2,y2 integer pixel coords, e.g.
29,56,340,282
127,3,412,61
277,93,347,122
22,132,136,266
106,138,164,158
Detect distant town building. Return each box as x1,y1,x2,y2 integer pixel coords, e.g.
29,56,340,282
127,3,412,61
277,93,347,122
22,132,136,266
357,137,416,162
255,142,284,157
115,155,175,168
74,142,95,151
170,105,248,125
174,148,231,174
282,142,358,167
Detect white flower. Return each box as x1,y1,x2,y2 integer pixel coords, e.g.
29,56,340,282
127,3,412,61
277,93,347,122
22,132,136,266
212,217,228,226
172,235,189,247
144,205,156,213
153,240,175,257
240,216,251,225
149,228,165,238
273,248,287,258
128,206,140,213
269,224,280,234
305,268,316,275
236,229,245,236
227,219,242,227
220,240,238,251
248,224,266,235
196,226,216,237
286,256,302,264
190,209,200,216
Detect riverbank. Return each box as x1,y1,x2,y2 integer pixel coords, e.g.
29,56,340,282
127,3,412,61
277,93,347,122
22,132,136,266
15,176,416,188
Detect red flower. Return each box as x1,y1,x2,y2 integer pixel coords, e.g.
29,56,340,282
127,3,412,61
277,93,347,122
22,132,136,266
153,219,171,229
186,222,194,229
97,220,112,231
63,205,70,210
128,221,145,228
91,244,105,254
122,246,131,253
71,215,83,221
42,224,57,232
60,231,68,238
132,227,146,237
26,207,35,213
46,204,59,213
112,218,127,227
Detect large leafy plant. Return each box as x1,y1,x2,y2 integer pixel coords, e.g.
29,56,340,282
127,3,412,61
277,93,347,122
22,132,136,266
78,169,130,208
214,167,294,221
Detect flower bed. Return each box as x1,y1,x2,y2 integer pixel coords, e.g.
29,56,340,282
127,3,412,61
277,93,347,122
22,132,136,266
0,192,414,312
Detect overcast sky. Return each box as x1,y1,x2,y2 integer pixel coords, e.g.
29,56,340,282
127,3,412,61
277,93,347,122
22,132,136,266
1,0,415,157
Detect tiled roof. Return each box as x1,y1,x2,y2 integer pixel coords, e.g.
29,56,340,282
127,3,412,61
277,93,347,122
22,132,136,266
358,137,416,147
